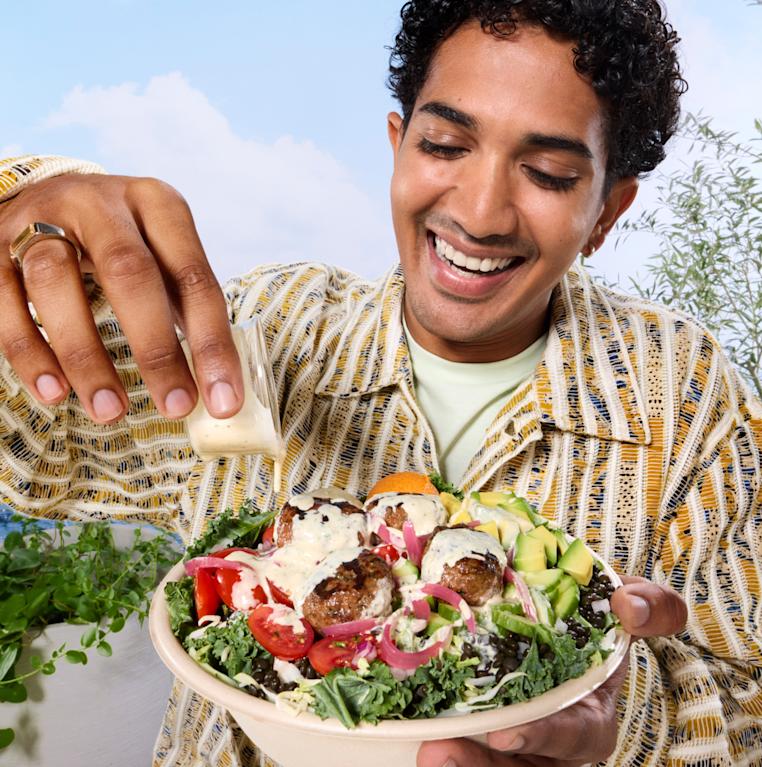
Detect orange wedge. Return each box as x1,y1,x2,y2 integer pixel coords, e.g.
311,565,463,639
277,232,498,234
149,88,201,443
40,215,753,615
367,471,439,498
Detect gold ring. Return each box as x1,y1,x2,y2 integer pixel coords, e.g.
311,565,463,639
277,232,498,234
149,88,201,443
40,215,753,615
9,222,82,271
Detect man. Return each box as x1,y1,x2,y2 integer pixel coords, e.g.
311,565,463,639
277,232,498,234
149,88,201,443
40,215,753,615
0,1,759,766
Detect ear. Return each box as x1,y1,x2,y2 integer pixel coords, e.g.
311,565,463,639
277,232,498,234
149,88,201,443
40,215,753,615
387,112,404,167
588,177,638,252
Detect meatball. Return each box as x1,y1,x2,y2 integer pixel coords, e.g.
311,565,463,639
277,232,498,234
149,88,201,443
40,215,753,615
421,526,507,606
300,549,394,632
276,489,366,548
366,493,447,536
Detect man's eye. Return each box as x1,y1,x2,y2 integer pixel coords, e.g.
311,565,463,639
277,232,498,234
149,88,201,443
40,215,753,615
417,137,466,159
525,166,579,192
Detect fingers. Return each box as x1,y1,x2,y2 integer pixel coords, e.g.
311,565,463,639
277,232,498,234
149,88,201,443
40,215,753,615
76,211,201,420
417,737,521,767
0,173,238,422
484,693,618,763
0,254,70,405
610,575,688,638
19,238,128,422
134,180,243,417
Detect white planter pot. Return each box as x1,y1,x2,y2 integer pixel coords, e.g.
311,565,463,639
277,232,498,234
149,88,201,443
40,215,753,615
0,521,179,766
0,616,173,766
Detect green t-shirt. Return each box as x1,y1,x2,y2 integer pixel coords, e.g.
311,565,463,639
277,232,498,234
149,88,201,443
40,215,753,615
404,320,547,484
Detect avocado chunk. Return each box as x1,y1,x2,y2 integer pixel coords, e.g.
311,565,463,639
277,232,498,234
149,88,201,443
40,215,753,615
552,528,570,555
513,532,546,572
557,539,593,585
552,582,580,619
493,609,537,638
555,573,577,595
439,491,462,517
501,493,546,526
527,525,558,566
471,493,534,533
523,568,564,597
425,613,452,637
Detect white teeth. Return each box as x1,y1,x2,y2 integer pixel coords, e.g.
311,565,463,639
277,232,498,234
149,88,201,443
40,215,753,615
433,235,515,275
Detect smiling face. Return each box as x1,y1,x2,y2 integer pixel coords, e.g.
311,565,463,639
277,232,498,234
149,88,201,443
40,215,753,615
388,21,637,362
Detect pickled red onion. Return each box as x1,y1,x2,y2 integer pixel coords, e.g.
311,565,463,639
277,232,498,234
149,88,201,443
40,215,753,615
376,523,405,549
378,619,450,670
353,639,378,663
411,599,431,621
321,618,379,638
504,567,537,622
402,521,422,566
421,583,477,633
184,557,252,576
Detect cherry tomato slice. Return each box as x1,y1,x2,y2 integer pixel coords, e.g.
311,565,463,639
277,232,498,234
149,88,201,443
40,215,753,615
247,605,314,660
209,547,265,611
261,525,275,547
267,580,294,607
194,568,222,619
307,636,367,676
215,570,267,610
210,547,260,559
371,544,401,565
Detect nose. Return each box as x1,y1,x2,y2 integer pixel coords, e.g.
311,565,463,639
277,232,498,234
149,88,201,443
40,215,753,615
449,154,520,241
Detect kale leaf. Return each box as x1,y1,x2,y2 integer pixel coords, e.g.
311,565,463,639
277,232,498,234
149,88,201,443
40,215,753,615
183,500,275,561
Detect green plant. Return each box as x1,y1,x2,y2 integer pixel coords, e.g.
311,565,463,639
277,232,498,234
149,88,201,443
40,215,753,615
612,114,762,398
0,516,179,749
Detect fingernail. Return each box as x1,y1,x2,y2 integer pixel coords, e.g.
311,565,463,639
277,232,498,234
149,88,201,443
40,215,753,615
442,760,458,767
493,734,525,752
164,388,194,418
36,374,64,401
92,389,123,421
630,595,650,627
210,381,237,415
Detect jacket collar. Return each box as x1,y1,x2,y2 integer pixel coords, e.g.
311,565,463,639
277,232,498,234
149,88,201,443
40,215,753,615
314,265,412,397
315,262,651,446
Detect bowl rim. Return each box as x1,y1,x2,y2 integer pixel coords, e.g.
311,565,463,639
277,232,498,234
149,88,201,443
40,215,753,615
149,552,630,742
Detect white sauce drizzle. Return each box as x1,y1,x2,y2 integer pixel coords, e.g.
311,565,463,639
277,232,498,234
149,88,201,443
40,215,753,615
366,493,447,536
284,503,367,551
268,603,307,634
421,528,507,585
294,546,365,615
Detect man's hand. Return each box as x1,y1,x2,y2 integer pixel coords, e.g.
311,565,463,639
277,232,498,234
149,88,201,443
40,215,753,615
417,575,688,767
0,174,243,423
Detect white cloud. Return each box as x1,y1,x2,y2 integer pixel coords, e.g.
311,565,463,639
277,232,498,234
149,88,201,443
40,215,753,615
44,72,394,281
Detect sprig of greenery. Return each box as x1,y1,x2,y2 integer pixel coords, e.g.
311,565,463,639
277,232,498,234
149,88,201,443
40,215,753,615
0,516,179,750
428,472,464,500
183,500,275,561
609,114,762,399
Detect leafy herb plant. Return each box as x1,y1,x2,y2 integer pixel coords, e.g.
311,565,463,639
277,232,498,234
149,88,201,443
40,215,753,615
612,115,762,398
0,516,179,749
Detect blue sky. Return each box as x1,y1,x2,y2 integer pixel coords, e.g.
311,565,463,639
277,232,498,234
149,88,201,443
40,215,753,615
4,1,761,283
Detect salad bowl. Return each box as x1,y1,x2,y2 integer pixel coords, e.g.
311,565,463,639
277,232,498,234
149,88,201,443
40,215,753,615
150,551,629,767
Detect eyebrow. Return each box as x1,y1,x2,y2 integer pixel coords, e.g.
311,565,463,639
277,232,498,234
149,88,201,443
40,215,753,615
418,101,479,131
417,100,594,161
522,132,594,160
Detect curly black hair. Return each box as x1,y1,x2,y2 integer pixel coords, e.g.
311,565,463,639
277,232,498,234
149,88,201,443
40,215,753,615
388,0,687,185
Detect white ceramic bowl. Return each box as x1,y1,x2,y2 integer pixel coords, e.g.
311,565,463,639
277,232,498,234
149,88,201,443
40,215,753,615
150,556,629,767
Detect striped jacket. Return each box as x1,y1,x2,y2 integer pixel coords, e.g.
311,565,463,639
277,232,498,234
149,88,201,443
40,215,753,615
1,156,761,766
